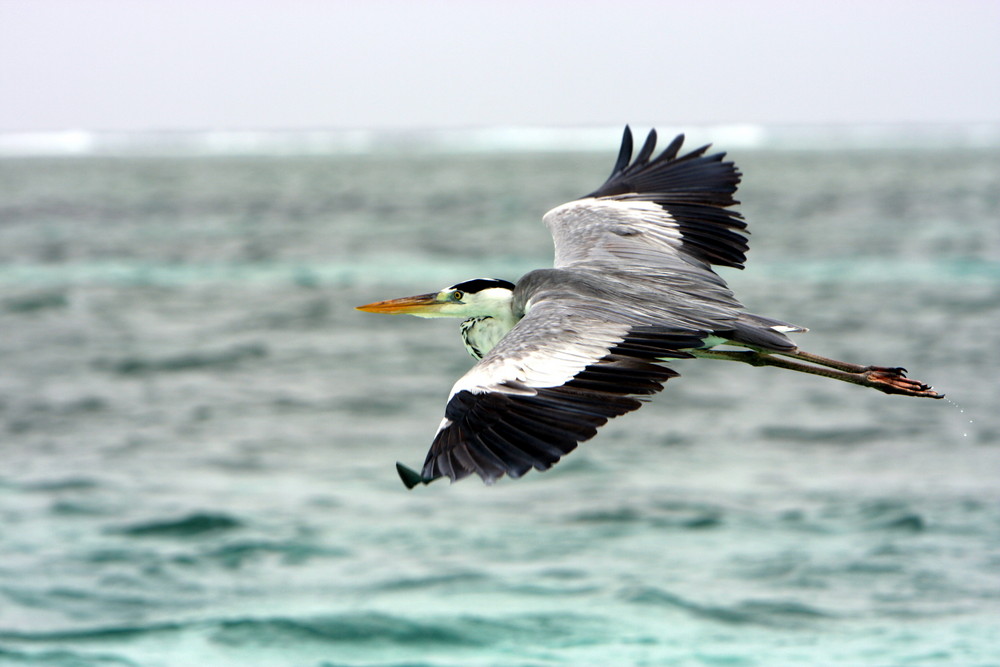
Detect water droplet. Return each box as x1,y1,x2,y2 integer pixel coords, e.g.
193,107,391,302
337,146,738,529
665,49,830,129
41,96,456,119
943,397,974,438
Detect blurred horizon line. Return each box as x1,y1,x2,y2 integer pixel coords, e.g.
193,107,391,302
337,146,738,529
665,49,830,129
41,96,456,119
3,121,1000,157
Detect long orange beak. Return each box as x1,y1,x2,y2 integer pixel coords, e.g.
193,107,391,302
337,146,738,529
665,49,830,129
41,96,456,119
355,292,443,314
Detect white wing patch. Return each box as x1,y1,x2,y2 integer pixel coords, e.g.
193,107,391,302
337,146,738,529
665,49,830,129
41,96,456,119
447,318,631,399
543,198,684,268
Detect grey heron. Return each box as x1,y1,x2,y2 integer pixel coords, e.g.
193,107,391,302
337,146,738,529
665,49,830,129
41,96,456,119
357,127,942,488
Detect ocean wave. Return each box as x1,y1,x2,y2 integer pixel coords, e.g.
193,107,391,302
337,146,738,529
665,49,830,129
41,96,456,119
211,611,609,651
621,586,832,627
208,613,482,648
93,343,268,375
1,290,69,313
111,512,244,538
19,477,102,493
0,611,605,650
758,425,888,446
568,504,723,530
0,621,186,644
0,646,140,666
197,540,349,569
365,571,488,593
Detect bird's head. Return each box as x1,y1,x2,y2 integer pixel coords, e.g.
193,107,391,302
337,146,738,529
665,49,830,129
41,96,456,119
356,278,516,319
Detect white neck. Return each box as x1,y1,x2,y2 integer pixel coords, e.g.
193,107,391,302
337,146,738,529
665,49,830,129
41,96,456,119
461,316,517,360
457,287,519,359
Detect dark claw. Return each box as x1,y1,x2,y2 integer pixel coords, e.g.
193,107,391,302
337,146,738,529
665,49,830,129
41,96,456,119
870,366,907,376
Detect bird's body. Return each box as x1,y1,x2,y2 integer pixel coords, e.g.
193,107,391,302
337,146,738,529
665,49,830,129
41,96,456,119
358,127,942,488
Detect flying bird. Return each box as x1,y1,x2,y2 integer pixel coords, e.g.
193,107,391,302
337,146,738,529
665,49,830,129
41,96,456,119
357,127,942,488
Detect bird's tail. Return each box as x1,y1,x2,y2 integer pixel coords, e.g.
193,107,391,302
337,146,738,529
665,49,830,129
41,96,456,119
726,313,808,352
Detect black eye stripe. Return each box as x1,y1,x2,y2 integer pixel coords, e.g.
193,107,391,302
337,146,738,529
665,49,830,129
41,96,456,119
449,278,515,293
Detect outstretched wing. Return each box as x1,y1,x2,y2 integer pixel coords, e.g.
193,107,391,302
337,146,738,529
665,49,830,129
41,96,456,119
544,127,748,271
397,294,709,487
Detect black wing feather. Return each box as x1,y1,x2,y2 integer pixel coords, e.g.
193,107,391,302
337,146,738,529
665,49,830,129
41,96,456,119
608,125,634,179
400,328,701,487
587,127,748,270
633,127,658,167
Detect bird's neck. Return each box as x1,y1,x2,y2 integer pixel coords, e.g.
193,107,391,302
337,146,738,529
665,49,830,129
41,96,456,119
460,313,519,360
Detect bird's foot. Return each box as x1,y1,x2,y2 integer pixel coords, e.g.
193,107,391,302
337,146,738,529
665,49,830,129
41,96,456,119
864,366,943,399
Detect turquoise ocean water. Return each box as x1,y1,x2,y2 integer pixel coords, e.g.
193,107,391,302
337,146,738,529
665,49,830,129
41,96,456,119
1,126,999,666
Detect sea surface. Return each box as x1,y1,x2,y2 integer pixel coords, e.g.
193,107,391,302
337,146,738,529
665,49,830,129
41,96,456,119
1,126,999,666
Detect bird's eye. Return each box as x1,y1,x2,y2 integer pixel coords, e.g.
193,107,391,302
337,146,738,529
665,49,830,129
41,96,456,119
452,290,464,301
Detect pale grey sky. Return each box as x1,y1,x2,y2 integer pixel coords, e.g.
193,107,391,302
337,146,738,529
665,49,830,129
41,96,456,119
2,0,999,132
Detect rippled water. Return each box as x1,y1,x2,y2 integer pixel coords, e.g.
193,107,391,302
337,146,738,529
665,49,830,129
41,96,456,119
1,134,999,666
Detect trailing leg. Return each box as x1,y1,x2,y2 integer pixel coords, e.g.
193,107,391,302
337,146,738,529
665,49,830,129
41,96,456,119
690,348,943,399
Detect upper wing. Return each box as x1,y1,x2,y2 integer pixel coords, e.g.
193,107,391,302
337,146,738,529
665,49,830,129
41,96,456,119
397,296,708,487
543,127,748,271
